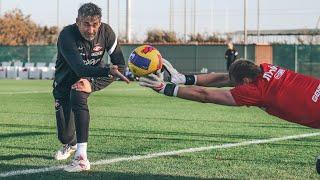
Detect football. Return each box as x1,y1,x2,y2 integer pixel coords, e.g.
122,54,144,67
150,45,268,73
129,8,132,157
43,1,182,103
128,45,163,77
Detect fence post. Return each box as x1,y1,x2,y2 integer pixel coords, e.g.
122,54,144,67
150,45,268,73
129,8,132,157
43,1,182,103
27,44,30,62
294,44,298,73
194,44,198,73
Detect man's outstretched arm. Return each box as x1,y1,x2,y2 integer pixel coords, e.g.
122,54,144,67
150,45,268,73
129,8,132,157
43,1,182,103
176,86,236,106
162,59,233,87
139,74,237,106
195,73,232,87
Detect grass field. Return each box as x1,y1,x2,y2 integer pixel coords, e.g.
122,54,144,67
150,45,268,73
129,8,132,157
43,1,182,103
0,80,320,179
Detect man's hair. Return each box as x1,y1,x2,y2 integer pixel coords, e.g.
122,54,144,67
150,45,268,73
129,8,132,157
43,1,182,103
78,3,102,18
228,59,262,84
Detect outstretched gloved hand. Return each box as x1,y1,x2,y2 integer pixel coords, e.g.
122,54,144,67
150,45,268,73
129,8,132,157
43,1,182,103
157,59,196,85
139,74,179,97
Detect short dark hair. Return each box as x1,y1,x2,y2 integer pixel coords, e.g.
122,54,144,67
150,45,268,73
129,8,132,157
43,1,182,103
228,59,261,84
78,3,102,18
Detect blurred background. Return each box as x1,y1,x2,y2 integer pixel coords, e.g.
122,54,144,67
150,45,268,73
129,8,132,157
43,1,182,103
1,0,320,78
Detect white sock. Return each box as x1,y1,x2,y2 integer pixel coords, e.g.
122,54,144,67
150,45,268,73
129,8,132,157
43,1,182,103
75,142,87,160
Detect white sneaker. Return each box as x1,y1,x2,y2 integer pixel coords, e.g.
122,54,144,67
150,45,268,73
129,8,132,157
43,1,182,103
64,155,90,172
54,144,76,160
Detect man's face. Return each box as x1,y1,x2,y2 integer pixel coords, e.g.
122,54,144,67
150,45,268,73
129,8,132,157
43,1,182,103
76,16,101,41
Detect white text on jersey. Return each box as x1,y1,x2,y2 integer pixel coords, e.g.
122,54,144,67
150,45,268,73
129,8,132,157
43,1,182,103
312,84,320,103
262,65,285,81
262,65,278,81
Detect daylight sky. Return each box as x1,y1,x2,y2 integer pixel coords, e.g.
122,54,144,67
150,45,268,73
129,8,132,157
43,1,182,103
1,0,320,40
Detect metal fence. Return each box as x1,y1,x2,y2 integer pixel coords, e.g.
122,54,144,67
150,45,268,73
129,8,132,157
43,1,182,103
273,45,320,77
1,44,320,77
0,45,57,64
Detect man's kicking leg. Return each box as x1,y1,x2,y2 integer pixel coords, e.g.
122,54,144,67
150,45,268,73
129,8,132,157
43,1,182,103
54,97,77,160
64,90,91,172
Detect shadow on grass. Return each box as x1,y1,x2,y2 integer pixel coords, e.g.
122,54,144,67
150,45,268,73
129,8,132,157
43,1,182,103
0,111,52,116
215,156,313,167
89,128,274,140
1,110,309,128
1,145,53,152
90,113,310,129
0,114,310,131
0,154,52,161
3,169,230,180
0,123,53,128
0,131,53,139
1,123,281,140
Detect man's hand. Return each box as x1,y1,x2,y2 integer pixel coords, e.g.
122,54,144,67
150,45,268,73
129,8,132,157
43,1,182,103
158,59,193,85
139,74,178,96
139,74,166,93
109,65,130,84
162,59,185,84
72,78,92,93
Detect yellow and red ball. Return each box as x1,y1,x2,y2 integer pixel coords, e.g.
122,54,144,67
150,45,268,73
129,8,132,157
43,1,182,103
128,45,163,77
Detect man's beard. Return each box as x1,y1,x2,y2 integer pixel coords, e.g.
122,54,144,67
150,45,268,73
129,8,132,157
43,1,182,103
81,32,96,41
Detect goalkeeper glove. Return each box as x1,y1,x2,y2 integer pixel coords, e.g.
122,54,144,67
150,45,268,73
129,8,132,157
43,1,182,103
161,59,197,85
139,74,179,97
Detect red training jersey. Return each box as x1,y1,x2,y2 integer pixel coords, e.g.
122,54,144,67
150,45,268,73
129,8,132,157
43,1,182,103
230,63,320,128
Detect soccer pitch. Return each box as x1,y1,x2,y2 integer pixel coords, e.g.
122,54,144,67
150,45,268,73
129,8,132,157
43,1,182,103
0,80,319,179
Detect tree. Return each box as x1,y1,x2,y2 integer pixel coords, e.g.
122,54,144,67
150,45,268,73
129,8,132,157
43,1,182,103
0,9,58,45
145,29,180,43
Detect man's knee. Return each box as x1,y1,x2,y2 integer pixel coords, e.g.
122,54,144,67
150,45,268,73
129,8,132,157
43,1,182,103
70,90,89,110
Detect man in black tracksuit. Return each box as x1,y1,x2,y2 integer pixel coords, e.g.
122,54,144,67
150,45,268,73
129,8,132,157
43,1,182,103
225,42,239,71
53,3,128,172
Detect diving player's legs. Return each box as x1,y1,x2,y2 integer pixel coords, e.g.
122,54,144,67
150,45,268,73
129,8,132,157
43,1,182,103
64,90,91,172
54,96,77,160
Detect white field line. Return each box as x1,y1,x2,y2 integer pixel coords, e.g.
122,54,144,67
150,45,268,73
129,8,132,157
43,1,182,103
1,132,320,177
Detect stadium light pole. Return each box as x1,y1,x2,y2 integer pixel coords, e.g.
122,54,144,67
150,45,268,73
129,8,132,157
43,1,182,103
0,0,2,16
126,0,131,43
184,0,187,42
244,0,248,59
210,1,213,32
169,0,174,32
193,0,196,35
107,0,110,24
315,16,320,30
118,0,120,37
225,8,229,32
57,0,59,29
257,0,260,43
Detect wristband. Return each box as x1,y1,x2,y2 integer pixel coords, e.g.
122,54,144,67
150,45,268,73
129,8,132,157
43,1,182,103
185,75,197,85
173,85,179,96
163,83,179,97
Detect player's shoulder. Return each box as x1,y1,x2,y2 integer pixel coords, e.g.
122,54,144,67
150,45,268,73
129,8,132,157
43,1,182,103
259,63,274,72
61,24,77,33
59,24,78,38
100,23,115,34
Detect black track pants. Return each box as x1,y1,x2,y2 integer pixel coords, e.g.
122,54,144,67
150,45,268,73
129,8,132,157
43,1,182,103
54,90,90,145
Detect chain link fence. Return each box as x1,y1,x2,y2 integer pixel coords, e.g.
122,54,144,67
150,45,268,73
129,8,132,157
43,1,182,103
1,44,320,77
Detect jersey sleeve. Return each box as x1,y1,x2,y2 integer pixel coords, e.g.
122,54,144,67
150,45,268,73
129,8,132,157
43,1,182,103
230,84,263,106
58,29,109,77
104,25,125,66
